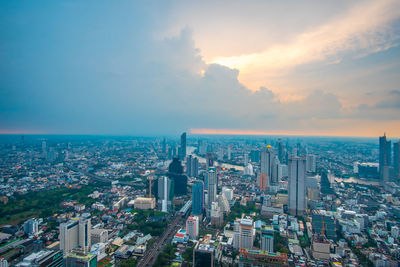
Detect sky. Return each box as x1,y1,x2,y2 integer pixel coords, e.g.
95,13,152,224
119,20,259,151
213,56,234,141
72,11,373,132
1,0,400,137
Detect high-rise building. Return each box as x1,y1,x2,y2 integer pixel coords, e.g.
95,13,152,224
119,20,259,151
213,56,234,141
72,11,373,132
288,156,306,216
179,132,187,160
60,213,91,255
239,218,254,250
157,176,173,212
217,193,230,213
168,158,187,196
24,218,39,236
306,154,317,173
261,234,274,252
250,150,260,163
278,139,285,163
193,235,214,267
394,141,400,179
260,146,275,185
186,155,199,178
186,216,199,239
257,173,268,192
206,153,214,168
379,134,391,180
207,168,217,208
227,145,232,160
162,138,166,154
210,202,223,226
192,180,204,216
271,156,279,184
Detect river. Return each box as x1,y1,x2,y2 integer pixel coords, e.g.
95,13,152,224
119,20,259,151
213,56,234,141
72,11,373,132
187,146,244,171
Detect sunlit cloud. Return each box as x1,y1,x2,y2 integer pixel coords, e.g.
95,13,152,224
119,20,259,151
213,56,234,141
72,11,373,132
210,0,400,90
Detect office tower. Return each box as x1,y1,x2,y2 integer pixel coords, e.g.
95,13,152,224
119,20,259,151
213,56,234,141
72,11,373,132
186,216,199,239
261,234,274,252
239,218,254,250
206,153,214,168
244,163,254,176
168,158,187,196
41,140,47,159
60,213,91,255
157,176,173,212
394,141,400,179
271,156,279,184
78,214,91,253
179,132,187,160
320,170,334,195
379,134,391,179
278,139,285,163
227,145,232,160
207,168,217,207
193,235,214,267
186,155,199,178
288,156,306,216
199,140,207,154
306,154,317,173
66,251,97,267
244,152,249,166
260,146,274,185
24,218,39,235
192,180,204,216
233,219,240,249
162,138,166,154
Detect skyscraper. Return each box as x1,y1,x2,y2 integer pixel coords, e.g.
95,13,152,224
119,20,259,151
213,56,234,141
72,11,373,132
288,156,306,216
60,213,91,255
157,176,173,212
260,146,274,187
306,154,317,173
192,180,204,216
261,234,274,252
179,132,187,160
207,168,217,208
168,158,187,196
394,141,400,179
238,218,254,250
379,134,391,180
186,155,199,178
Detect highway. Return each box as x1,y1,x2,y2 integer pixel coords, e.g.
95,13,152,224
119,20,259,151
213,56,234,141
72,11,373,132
65,164,146,187
136,214,183,267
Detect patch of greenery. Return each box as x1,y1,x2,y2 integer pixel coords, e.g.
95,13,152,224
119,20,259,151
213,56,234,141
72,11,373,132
153,244,177,267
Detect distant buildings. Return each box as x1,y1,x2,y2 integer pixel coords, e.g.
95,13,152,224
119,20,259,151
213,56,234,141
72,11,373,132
238,249,288,267
186,155,199,178
379,134,391,181
306,154,317,173
179,132,187,161
394,141,400,179
288,156,306,216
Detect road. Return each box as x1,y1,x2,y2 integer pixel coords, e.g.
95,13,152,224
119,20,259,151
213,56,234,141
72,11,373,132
136,214,184,267
65,164,145,187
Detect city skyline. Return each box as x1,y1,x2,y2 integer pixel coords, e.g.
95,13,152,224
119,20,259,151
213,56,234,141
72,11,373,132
1,1,400,136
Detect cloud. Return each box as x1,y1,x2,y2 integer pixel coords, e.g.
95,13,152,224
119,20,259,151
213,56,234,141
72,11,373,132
210,0,400,89
0,1,399,137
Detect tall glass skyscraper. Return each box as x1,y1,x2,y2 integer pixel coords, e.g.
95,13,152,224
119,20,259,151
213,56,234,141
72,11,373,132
192,180,204,216
379,134,391,180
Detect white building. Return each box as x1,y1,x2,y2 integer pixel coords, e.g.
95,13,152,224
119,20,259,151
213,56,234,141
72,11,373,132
207,168,217,208
186,216,199,239
60,213,91,254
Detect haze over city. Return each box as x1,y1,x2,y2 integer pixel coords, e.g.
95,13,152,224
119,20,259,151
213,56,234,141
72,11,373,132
1,0,400,136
